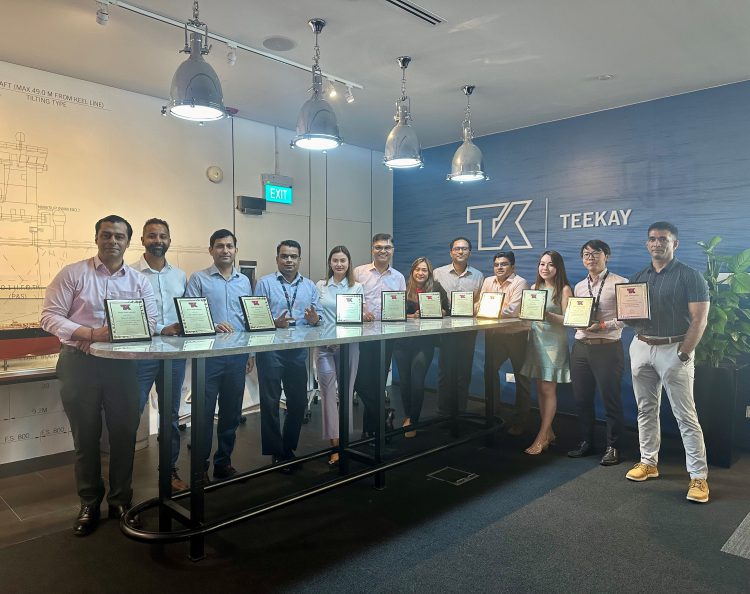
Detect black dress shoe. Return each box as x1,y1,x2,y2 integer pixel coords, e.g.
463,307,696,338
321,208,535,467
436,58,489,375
213,464,238,480
108,504,142,529
73,504,100,537
567,441,594,458
272,455,297,475
600,446,620,466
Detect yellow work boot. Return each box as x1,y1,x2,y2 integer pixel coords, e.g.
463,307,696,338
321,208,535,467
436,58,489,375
686,478,709,503
626,462,659,482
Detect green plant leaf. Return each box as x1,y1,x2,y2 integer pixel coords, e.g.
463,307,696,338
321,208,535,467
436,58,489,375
729,271,750,294
731,249,750,273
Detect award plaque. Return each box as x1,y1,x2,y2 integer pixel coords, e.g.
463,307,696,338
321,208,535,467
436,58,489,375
381,291,407,322
336,293,364,324
615,282,651,320
174,297,217,336
476,292,505,319
240,296,275,331
450,291,474,317
417,292,443,319
564,296,595,327
104,299,151,343
519,289,548,321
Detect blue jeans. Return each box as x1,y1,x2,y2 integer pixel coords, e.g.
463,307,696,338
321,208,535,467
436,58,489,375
201,354,249,469
137,359,187,470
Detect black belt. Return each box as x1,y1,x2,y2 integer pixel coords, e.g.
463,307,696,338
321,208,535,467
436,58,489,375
575,338,620,345
637,334,685,346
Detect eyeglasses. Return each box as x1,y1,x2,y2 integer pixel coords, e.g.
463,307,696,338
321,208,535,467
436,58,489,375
451,247,470,253
581,250,604,259
373,245,393,252
279,254,300,261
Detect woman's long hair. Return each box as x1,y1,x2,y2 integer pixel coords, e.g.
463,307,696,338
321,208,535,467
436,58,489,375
325,245,355,287
406,256,435,302
534,250,570,306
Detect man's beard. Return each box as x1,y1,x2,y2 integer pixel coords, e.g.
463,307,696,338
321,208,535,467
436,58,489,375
146,245,167,257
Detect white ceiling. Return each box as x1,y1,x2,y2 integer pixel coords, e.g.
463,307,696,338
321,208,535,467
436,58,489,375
3,0,750,151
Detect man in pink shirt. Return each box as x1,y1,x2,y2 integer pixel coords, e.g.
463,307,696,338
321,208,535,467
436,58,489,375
480,251,531,436
567,239,628,466
41,215,156,537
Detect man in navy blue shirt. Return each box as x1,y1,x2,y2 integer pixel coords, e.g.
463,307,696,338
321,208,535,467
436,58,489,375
185,229,251,481
255,240,320,469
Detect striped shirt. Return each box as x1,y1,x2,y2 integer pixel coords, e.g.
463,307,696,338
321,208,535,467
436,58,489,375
629,258,709,337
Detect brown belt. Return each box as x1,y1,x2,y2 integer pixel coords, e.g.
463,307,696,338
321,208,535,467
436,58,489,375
637,334,685,346
576,338,620,345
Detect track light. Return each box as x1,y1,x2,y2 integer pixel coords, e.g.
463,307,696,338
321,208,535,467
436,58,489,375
96,1,109,26
327,79,338,98
384,56,422,169
291,19,343,151
227,44,237,66
164,1,227,123
446,85,487,182
345,86,355,104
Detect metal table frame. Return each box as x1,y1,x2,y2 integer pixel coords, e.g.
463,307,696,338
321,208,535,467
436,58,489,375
91,318,518,560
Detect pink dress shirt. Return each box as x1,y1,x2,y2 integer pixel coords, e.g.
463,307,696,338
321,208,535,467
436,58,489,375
353,263,406,321
479,273,530,333
41,256,157,351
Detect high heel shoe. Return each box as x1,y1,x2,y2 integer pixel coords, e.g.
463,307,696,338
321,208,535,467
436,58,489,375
524,439,550,455
547,430,557,445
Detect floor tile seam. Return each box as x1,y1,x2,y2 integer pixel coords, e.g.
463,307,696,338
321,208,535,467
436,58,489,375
0,493,22,521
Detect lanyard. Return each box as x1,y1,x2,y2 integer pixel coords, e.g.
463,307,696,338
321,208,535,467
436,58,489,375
279,276,302,314
587,270,609,312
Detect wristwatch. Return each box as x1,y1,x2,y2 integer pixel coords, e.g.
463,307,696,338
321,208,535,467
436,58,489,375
677,351,691,362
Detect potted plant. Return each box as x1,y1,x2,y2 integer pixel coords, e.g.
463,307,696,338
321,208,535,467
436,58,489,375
693,236,750,466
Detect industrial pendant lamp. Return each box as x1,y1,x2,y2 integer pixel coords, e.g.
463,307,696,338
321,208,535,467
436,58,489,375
447,85,487,182
383,56,423,169
291,19,342,151
167,1,227,122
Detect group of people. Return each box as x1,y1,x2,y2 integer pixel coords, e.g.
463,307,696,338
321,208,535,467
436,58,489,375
39,215,712,537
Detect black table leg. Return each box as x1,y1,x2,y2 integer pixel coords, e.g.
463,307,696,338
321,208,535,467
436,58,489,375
338,343,350,475
483,331,496,447
375,339,386,490
189,357,206,561
158,359,173,532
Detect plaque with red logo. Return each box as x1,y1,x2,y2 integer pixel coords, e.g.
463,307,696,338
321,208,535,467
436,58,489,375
174,297,217,336
563,296,595,327
417,292,444,319
615,282,650,320
104,299,151,342
240,296,276,331
519,289,548,321
335,293,364,324
381,291,407,322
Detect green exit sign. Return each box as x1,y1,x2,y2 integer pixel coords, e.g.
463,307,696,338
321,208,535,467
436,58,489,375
262,174,294,205
265,183,293,204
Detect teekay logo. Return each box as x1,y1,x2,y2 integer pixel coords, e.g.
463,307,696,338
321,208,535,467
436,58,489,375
466,200,533,251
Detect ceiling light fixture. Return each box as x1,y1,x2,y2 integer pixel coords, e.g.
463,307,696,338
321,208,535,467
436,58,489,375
164,0,227,123
383,56,422,169
328,79,338,99
96,1,109,26
291,19,342,151
227,43,237,66
345,86,355,104
447,85,487,182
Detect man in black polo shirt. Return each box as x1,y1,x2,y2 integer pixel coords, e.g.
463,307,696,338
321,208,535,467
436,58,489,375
625,222,710,503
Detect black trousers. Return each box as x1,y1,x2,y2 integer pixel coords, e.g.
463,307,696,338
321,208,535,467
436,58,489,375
488,330,531,426
570,339,625,448
354,340,395,435
393,337,435,424
257,348,308,458
57,347,140,507
437,331,477,414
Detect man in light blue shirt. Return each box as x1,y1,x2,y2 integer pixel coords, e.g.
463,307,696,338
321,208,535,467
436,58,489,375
132,218,188,492
255,240,320,469
433,237,485,415
185,229,251,481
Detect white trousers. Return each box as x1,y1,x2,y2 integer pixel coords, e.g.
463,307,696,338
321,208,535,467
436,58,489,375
629,339,707,479
313,344,359,441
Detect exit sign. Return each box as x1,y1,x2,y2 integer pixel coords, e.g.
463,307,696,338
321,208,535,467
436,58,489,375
261,174,294,205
